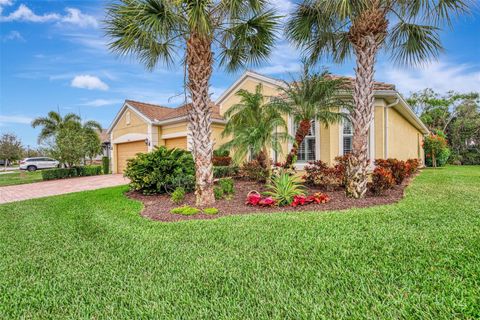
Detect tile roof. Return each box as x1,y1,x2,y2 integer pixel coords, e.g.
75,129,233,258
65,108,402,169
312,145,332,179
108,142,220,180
126,100,224,122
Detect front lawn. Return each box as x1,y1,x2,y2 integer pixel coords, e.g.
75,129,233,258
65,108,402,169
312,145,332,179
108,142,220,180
0,166,479,319
0,170,43,187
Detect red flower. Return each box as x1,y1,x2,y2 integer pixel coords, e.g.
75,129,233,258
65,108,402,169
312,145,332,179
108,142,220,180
259,197,275,206
246,191,262,206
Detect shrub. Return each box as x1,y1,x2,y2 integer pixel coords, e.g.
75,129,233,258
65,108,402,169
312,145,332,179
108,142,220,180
218,177,234,195
291,192,330,207
213,165,239,178
102,156,109,174
203,207,219,215
406,158,420,175
375,159,408,185
424,130,450,167
170,205,200,216
369,167,395,195
214,187,224,200
240,160,269,182
265,170,305,206
212,156,232,166
170,187,185,204
213,149,229,157
303,160,344,190
41,166,102,181
245,191,275,206
124,146,195,195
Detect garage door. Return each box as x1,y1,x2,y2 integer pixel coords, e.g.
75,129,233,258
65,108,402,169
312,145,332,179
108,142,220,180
165,137,187,150
116,140,148,173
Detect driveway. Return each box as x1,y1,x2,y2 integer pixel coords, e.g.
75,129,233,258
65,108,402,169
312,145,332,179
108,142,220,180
0,174,129,204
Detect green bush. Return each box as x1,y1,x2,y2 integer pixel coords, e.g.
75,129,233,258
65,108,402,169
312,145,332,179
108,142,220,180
170,187,185,204
213,165,239,178
102,156,109,174
170,205,200,216
240,160,269,182
124,146,195,195
265,170,305,206
203,207,219,215
219,177,234,195
424,130,450,167
214,186,224,200
41,166,102,181
213,149,229,157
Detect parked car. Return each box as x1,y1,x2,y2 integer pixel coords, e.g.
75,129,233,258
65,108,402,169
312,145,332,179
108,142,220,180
0,159,10,166
19,157,60,171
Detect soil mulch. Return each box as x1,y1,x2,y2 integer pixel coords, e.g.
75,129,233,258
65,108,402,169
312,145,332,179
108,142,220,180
126,174,416,223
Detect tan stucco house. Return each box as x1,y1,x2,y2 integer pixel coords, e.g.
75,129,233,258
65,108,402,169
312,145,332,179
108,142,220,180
108,71,428,173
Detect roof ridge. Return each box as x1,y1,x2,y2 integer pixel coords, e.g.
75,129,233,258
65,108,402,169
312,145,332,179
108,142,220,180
125,99,172,110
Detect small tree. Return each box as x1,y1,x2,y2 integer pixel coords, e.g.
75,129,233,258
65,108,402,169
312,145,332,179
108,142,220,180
424,130,449,168
0,133,23,170
54,126,86,168
84,131,102,164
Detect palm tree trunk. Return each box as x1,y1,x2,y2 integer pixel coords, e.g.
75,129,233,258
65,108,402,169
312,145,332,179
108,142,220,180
186,33,215,206
345,35,378,199
285,119,311,168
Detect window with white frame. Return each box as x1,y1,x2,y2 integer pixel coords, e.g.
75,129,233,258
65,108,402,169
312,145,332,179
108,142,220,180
342,118,353,155
294,119,316,162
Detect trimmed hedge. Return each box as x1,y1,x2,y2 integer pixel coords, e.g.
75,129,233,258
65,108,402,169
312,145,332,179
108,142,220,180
42,166,102,181
102,156,110,174
213,165,239,179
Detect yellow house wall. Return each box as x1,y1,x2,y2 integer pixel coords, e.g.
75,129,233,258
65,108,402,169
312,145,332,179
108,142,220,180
211,124,227,150
387,108,424,160
111,109,148,140
161,122,188,136
374,100,386,159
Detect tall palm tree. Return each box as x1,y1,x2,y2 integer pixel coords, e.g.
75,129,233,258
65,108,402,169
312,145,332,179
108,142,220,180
221,84,289,171
273,64,350,168
105,0,279,206
31,111,81,143
286,0,471,198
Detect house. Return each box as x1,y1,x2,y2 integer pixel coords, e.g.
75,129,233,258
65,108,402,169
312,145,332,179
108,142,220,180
108,71,428,173
108,100,226,173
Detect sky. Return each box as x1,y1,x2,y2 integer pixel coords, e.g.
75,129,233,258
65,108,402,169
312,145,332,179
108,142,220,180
0,0,479,147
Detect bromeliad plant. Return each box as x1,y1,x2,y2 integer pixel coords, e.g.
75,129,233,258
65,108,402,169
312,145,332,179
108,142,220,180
264,170,305,207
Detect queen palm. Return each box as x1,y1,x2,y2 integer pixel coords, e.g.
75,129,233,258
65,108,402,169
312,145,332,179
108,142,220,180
105,0,279,206
31,111,81,143
287,0,471,198
273,64,350,168
221,84,289,171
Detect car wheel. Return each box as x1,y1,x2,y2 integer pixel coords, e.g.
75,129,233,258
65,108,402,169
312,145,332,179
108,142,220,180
27,165,37,172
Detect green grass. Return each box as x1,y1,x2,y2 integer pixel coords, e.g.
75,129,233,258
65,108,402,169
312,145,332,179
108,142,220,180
0,170,43,186
0,166,479,319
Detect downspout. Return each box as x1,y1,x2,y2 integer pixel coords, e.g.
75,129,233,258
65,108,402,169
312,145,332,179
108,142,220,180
384,97,399,159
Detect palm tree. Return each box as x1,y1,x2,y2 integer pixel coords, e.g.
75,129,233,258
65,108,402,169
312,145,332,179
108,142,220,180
221,84,289,171
81,120,103,164
286,0,471,198
31,111,81,143
105,0,279,206
273,64,350,168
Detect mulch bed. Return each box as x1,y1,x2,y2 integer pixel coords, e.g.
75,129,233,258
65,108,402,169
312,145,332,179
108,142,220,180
126,174,416,223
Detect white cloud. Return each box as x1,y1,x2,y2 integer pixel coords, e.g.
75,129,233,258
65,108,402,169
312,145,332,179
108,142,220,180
0,114,33,125
380,61,480,95
71,75,109,91
0,4,59,22
256,63,301,75
61,8,98,28
272,0,294,16
2,30,24,41
80,99,122,107
0,4,97,28
0,0,13,14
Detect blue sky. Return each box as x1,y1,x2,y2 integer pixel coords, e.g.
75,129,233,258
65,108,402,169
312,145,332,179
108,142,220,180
1,0,479,147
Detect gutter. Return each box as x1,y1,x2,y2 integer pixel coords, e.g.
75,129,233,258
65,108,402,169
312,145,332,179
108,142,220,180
154,116,227,126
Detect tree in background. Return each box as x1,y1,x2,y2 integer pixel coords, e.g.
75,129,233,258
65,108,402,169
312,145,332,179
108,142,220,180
105,0,280,206
32,111,81,143
423,130,450,168
272,64,350,168
221,84,289,172
408,89,479,165
0,133,23,170
287,0,471,198
81,120,103,164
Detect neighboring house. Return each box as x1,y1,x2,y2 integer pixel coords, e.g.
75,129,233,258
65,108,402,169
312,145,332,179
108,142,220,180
108,100,226,173
108,71,428,173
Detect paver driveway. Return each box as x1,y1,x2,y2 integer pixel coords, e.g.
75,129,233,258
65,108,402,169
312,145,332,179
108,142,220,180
0,174,129,204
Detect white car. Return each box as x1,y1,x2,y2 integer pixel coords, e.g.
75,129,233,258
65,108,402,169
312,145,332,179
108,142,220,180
19,157,60,171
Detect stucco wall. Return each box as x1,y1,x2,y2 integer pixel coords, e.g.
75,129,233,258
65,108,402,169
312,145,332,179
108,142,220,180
111,109,148,140
162,122,188,136
387,108,423,160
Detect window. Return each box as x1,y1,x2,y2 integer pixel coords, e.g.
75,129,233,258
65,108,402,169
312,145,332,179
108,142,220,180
342,118,353,155
294,120,316,162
